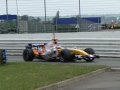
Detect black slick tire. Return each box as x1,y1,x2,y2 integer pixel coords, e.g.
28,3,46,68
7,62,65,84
23,49,34,61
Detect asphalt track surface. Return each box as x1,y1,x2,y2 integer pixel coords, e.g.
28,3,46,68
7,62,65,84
65,58,120,90
65,71,120,90
8,56,120,68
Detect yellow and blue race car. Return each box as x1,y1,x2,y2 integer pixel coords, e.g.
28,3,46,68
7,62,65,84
23,38,99,62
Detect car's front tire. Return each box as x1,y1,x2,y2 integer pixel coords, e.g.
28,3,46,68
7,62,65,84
84,48,95,62
84,48,95,55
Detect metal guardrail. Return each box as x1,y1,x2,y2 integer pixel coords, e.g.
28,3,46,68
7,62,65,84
0,38,120,58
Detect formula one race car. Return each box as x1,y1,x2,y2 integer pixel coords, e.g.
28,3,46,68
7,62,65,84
23,35,99,62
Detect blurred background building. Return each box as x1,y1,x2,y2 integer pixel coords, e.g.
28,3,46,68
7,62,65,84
0,0,120,33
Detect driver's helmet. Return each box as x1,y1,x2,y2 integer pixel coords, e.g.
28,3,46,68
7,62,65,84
52,39,58,44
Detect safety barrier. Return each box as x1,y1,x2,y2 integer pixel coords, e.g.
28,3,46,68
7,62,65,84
0,38,120,58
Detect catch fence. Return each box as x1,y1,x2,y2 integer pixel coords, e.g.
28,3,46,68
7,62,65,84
0,0,120,33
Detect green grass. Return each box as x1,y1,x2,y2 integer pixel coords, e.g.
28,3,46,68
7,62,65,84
0,62,105,90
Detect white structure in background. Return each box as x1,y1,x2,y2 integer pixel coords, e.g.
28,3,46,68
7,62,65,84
116,17,120,23
19,21,28,33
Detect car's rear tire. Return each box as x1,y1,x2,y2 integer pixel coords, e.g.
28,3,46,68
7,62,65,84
23,49,34,61
60,49,74,62
84,48,95,62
